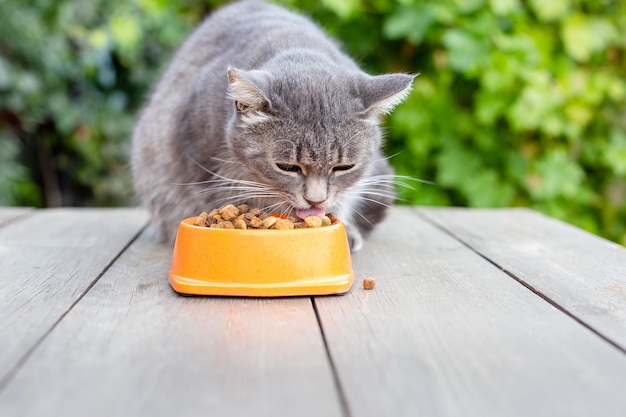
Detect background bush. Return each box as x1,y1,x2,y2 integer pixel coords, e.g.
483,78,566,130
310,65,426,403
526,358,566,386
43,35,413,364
1,0,625,244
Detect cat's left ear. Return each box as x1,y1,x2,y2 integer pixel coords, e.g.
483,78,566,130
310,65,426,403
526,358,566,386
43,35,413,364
359,73,416,119
227,67,271,115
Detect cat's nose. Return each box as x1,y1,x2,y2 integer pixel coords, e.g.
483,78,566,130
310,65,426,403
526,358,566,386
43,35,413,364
305,199,325,207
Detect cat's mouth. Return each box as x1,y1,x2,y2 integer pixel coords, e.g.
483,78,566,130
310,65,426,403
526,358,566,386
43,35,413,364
295,207,325,219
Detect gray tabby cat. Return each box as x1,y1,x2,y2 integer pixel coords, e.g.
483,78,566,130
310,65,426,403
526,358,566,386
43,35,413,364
131,0,413,251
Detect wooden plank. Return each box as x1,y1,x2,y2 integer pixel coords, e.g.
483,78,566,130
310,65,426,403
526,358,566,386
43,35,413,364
0,229,343,417
315,206,626,417
0,207,32,227
0,208,148,385
418,207,626,350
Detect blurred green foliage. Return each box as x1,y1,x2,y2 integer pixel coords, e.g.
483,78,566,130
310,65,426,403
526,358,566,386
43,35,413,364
1,0,625,244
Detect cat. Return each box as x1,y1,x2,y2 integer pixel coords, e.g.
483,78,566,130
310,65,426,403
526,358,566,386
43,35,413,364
131,0,413,251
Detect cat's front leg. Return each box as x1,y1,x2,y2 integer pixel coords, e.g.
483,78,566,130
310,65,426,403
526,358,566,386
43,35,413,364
344,222,364,252
334,202,362,251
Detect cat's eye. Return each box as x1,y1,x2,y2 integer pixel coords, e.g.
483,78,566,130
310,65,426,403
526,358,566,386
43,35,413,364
332,164,355,172
276,163,302,173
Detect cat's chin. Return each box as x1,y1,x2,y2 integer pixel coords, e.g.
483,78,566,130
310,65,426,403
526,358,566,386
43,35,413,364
295,207,325,219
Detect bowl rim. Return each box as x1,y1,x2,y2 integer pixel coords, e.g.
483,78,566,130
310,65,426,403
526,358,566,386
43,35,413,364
181,214,342,234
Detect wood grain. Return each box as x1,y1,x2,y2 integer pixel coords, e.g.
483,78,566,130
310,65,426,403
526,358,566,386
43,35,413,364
0,229,343,417
315,206,626,417
418,207,626,350
0,208,32,227
0,208,148,385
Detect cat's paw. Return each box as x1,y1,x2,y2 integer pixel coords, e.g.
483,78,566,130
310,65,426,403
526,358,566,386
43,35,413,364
345,225,364,252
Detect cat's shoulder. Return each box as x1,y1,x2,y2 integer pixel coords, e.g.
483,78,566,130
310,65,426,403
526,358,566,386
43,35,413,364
202,0,317,30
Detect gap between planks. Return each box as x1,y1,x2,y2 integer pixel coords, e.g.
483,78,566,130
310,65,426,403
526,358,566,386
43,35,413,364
0,208,34,228
414,208,626,357
311,297,353,417
0,223,147,392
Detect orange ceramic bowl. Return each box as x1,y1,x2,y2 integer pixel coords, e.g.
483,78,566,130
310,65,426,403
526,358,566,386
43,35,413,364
169,216,354,297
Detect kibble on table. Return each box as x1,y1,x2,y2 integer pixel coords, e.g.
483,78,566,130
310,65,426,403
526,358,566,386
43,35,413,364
362,278,376,290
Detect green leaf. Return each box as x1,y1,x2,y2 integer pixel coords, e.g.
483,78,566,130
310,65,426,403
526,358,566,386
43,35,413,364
564,101,593,130
475,89,508,125
530,150,585,200
606,77,626,102
604,130,626,177
561,15,618,62
436,144,481,188
463,169,515,207
442,29,490,73
489,0,521,16
529,0,570,21
110,14,141,50
88,28,109,50
320,0,362,19
384,4,435,44
507,71,564,131
455,0,486,14
0,56,10,89
138,0,170,14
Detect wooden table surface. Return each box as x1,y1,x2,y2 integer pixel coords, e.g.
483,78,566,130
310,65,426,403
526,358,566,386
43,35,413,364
1,206,625,417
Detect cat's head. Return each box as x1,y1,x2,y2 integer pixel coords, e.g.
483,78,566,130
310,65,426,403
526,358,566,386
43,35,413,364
224,60,413,217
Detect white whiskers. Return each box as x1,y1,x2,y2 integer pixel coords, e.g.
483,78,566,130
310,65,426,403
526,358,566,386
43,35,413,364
335,173,434,226
176,155,292,211
176,154,434,229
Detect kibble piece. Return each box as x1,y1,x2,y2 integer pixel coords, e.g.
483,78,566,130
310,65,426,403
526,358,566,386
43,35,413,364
216,221,235,229
274,219,295,230
208,208,220,219
237,213,250,226
293,221,308,229
237,204,250,214
262,216,278,229
326,213,338,224
218,204,240,221
362,277,376,290
250,208,263,217
194,211,209,226
249,216,264,228
304,215,322,228
234,218,247,230
320,215,331,227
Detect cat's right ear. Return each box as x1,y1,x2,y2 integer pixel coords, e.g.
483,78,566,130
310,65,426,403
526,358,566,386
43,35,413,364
227,68,271,116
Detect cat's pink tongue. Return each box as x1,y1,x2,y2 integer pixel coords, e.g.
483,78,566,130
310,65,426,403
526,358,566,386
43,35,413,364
296,207,325,219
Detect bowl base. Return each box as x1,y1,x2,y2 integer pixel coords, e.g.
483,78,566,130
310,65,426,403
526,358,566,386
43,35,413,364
169,273,353,297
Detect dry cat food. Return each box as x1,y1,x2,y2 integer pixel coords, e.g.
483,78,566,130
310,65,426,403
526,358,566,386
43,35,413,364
193,204,337,230
362,277,376,290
